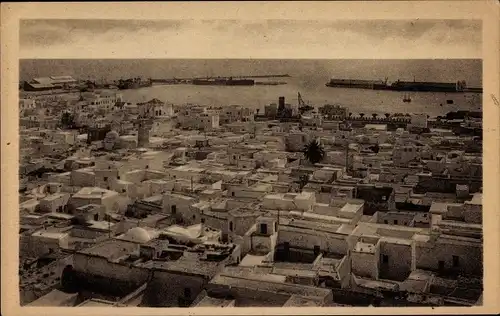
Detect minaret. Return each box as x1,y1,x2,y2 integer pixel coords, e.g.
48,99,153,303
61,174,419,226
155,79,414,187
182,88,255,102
137,118,152,148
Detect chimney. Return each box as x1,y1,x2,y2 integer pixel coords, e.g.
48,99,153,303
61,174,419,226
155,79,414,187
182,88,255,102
278,96,285,110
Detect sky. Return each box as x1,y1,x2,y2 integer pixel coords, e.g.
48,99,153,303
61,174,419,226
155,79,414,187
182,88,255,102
19,19,482,59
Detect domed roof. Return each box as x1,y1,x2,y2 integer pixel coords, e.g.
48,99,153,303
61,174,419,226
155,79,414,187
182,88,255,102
122,227,153,243
105,130,119,140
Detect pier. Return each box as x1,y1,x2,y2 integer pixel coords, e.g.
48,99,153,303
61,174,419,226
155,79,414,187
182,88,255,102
151,74,290,85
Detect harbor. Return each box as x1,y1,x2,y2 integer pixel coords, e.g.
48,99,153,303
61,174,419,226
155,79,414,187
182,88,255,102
11,13,489,311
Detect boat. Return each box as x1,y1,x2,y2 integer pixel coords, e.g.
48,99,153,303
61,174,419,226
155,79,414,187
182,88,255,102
326,78,387,89
117,78,152,90
192,77,255,86
403,93,412,103
385,79,467,93
255,81,287,86
325,76,476,93
150,78,184,85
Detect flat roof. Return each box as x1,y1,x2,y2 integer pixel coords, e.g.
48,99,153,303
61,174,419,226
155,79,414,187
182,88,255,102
429,202,450,214
354,241,376,253
42,193,67,202
78,239,138,260
210,272,330,299
467,193,482,205
141,255,224,277
27,289,78,306
380,236,413,246
31,230,68,239
283,295,323,307
77,298,115,307
339,203,361,213
73,187,118,199
194,296,235,307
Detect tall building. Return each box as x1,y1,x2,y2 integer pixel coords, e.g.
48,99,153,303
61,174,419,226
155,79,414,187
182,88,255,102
137,118,153,148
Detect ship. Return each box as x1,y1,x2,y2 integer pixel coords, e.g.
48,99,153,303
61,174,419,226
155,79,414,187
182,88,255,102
326,78,388,89
117,78,153,90
325,77,478,93
380,79,468,93
403,93,412,103
255,81,287,86
192,77,255,86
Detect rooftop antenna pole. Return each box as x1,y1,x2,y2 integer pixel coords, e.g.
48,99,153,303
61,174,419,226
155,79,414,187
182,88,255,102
277,207,280,236
345,139,349,175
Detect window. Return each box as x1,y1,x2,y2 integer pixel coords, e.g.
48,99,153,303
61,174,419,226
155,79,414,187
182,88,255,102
94,213,99,221
231,192,235,197
438,260,445,270
284,242,290,252
145,165,149,169
192,215,196,220
117,176,120,180
201,218,205,224
274,222,277,231
452,255,460,267
104,177,108,181
384,220,388,224
394,220,398,225
171,205,177,215
314,245,321,256
382,254,389,264
229,221,234,232
260,223,268,234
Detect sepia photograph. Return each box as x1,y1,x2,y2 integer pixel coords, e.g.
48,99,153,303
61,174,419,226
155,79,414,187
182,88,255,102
2,1,499,316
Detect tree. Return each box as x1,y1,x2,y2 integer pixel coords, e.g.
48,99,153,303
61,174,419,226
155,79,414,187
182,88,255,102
372,113,378,119
359,113,365,119
385,113,391,119
60,112,75,129
70,214,87,226
348,112,352,118
298,174,309,191
302,140,325,164
369,144,380,154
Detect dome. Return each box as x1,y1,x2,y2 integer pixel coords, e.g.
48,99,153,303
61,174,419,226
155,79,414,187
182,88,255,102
105,130,119,140
122,227,153,243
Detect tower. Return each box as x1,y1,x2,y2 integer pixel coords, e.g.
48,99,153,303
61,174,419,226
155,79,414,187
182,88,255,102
137,118,152,148
278,96,285,117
